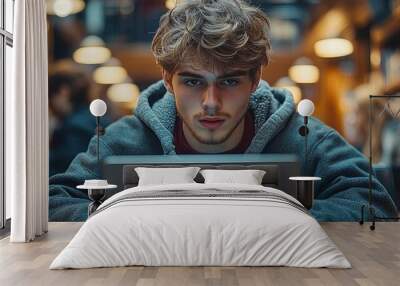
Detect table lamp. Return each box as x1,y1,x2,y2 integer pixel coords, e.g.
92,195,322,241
290,99,319,210
89,99,107,165
77,99,117,217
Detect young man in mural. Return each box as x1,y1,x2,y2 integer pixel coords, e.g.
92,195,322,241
49,0,397,221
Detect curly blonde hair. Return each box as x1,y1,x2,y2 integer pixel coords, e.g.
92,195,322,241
151,0,271,75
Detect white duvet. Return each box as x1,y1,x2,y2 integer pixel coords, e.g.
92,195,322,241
50,183,351,269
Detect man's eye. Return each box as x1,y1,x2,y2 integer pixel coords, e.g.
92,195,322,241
184,79,204,87
219,79,239,87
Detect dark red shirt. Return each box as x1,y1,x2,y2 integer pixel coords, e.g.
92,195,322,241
174,111,254,154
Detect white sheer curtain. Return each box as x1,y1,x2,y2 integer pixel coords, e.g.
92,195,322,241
7,0,48,242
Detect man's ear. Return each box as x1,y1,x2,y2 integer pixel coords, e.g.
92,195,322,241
250,68,262,93
162,69,174,95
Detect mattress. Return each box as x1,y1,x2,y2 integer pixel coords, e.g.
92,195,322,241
50,183,351,269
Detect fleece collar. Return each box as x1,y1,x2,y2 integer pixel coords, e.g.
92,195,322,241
135,80,295,155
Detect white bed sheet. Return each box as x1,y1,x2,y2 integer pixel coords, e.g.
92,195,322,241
50,183,351,269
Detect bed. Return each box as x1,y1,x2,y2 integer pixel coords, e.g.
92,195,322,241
50,154,351,269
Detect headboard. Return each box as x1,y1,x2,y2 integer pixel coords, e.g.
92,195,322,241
102,154,300,199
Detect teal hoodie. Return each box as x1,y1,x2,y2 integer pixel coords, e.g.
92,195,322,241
49,80,398,221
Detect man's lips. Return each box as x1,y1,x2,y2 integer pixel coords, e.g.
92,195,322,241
198,117,226,130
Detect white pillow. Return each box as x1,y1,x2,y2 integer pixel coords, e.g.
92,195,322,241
135,167,200,186
200,169,266,185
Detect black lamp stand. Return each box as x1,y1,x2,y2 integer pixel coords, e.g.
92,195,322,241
298,116,309,168
95,116,105,165
87,116,106,216
294,116,319,209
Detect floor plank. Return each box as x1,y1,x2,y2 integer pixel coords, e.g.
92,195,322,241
0,222,399,286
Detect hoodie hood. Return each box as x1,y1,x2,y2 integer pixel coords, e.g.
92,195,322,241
135,80,295,155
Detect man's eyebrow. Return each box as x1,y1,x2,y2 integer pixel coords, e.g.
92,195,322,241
176,71,248,79
176,72,205,78
218,71,249,78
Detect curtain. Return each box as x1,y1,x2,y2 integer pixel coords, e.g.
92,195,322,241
7,0,48,242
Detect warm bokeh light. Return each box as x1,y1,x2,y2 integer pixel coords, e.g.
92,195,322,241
314,38,354,58
275,77,302,103
165,0,176,10
93,57,128,85
289,65,319,84
47,0,85,17
73,47,111,65
73,36,111,65
370,48,381,68
289,58,320,84
94,66,128,85
107,83,140,108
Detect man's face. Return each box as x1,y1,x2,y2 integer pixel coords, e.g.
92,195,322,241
163,63,260,148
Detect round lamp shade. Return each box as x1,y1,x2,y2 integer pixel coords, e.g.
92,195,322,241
73,47,111,65
73,36,111,65
93,58,127,85
289,57,320,84
90,99,107,117
289,64,319,84
297,99,315,116
47,0,85,17
93,66,127,85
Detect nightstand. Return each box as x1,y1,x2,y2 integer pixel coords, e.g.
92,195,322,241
289,176,321,210
77,180,117,216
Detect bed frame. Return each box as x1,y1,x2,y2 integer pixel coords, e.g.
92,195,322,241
102,154,300,199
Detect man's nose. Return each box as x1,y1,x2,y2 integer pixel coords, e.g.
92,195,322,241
201,85,221,115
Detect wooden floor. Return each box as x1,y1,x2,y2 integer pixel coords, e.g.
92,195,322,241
0,222,399,286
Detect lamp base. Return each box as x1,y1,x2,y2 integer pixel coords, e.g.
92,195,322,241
359,204,399,231
87,189,106,216
296,180,314,210
88,201,102,217
289,176,320,210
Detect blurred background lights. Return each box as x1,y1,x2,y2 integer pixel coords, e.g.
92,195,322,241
73,36,111,65
314,38,354,58
165,0,176,10
107,83,140,103
107,82,140,109
47,0,85,17
93,58,128,85
275,77,302,104
289,57,320,84
370,48,381,69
